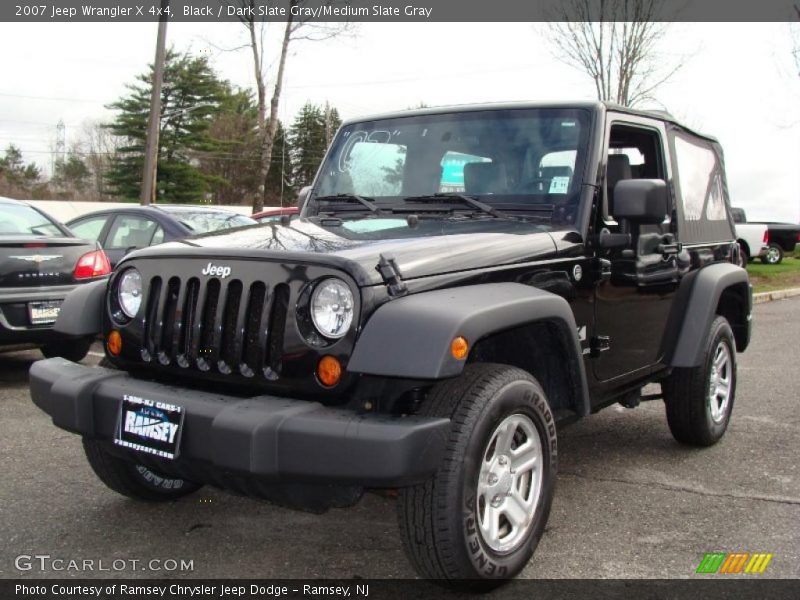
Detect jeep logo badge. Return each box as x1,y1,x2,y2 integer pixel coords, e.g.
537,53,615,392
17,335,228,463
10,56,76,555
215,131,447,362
201,262,232,279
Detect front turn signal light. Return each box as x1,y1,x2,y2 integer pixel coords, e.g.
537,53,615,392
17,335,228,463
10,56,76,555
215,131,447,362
451,336,469,360
107,330,122,356
317,355,342,387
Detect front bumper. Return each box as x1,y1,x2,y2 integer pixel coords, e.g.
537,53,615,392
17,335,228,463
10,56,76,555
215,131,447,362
29,358,449,487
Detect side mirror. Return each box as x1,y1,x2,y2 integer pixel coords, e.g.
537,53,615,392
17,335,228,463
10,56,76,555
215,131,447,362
612,179,668,224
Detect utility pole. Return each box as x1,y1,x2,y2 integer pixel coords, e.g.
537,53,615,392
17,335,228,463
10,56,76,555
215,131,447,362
140,0,169,206
52,120,65,177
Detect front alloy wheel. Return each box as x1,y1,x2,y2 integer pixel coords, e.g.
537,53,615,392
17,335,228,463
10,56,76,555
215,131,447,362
477,414,544,554
398,363,557,585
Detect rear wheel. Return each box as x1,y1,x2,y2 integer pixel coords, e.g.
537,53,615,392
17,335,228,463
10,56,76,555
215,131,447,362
761,243,784,265
82,439,202,501
662,316,736,446
41,337,93,362
397,363,557,585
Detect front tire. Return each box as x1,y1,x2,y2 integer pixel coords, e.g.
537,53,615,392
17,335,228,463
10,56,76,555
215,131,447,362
736,243,749,268
761,243,784,265
41,337,93,362
82,439,202,501
397,364,557,584
662,316,736,446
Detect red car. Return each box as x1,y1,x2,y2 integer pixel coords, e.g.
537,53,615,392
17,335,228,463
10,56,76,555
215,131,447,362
251,207,299,223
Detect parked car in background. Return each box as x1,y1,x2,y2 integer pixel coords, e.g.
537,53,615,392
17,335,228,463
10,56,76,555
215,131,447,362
0,197,110,360
730,207,768,268
251,206,299,223
67,205,257,268
750,222,800,265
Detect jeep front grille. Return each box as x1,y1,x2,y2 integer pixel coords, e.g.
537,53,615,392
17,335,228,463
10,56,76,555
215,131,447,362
141,276,289,379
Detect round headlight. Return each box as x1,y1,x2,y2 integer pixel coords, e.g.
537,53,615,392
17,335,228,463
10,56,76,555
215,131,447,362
310,278,354,339
118,269,143,319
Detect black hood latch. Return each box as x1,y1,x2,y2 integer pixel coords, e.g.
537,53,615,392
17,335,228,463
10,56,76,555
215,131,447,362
376,254,408,297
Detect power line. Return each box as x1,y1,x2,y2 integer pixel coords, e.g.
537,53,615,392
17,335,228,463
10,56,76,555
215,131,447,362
0,91,108,104
9,147,327,165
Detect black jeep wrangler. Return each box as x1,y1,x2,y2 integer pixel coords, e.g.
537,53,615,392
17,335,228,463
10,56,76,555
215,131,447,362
30,102,751,584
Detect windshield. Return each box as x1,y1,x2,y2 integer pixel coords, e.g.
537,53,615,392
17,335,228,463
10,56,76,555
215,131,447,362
0,204,65,237
312,108,591,229
166,210,256,234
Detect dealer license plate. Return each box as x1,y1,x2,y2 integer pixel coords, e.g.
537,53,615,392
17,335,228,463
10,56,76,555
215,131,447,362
28,300,62,325
114,394,185,460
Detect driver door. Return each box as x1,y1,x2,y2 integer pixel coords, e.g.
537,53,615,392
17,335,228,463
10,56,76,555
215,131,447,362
592,118,682,382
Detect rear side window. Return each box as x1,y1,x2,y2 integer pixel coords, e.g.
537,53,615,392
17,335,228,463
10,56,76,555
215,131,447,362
107,216,159,249
673,136,726,222
669,129,735,244
69,215,108,242
0,204,63,237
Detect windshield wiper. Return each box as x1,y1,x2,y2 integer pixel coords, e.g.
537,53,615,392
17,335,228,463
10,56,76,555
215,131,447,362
314,194,380,213
403,193,506,219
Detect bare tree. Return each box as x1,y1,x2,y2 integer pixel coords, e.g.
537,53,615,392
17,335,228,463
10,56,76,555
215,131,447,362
79,120,122,201
221,1,352,212
546,0,683,107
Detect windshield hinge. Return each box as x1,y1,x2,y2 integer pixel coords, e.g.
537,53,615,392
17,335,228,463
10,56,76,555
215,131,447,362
376,254,408,297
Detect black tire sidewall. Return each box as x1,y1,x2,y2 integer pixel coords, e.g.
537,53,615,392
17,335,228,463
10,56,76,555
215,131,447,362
737,243,748,268
458,378,557,579
702,319,737,440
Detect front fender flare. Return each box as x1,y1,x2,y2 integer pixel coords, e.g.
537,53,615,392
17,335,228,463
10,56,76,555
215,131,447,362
349,283,590,414
53,279,107,337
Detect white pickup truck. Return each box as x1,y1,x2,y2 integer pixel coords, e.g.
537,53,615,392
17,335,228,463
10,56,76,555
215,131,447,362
731,207,767,267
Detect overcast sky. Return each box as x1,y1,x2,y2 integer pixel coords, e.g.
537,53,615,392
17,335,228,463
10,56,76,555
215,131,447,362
1,22,798,221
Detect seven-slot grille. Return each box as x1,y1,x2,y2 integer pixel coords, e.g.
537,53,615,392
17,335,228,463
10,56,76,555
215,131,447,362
140,275,290,380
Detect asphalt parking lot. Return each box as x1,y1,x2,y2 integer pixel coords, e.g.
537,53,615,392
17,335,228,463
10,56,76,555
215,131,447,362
1,298,798,581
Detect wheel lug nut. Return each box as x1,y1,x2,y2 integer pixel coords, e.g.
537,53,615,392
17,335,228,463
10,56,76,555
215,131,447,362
498,456,508,466
487,474,498,485
491,495,502,507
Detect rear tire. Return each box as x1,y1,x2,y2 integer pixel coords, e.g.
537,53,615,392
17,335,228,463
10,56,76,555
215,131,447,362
662,316,736,446
397,363,557,585
82,439,202,502
41,337,93,362
761,243,784,265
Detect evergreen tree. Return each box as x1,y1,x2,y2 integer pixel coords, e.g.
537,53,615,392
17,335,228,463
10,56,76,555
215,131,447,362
104,49,230,203
0,144,42,196
288,101,341,193
197,88,260,205
53,154,90,194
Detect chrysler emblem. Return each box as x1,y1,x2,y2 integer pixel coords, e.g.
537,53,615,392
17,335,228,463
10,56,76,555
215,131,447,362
9,254,62,264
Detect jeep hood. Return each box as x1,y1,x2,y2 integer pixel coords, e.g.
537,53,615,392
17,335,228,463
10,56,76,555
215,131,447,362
127,217,559,287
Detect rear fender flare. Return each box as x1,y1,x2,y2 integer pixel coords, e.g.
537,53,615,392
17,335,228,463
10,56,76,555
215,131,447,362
665,263,751,368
